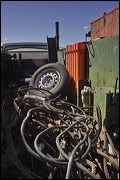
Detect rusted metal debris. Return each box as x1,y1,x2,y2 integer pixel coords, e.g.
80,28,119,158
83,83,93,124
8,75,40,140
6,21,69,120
1,86,119,179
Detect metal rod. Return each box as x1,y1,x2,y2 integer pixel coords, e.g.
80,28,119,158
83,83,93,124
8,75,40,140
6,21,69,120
55,21,59,50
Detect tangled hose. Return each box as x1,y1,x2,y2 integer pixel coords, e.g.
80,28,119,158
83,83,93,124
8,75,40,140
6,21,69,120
13,86,103,179
2,85,118,179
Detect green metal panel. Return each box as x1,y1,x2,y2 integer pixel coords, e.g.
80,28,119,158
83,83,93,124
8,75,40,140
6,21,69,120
87,35,119,139
87,35,119,90
94,87,119,141
57,49,65,65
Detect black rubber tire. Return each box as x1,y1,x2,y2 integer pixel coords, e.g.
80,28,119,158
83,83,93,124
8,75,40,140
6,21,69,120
29,63,70,98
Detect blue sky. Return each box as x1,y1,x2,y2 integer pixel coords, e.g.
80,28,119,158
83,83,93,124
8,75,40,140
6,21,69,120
1,1,119,47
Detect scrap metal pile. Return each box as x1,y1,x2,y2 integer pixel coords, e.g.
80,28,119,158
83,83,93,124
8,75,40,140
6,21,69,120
1,86,119,179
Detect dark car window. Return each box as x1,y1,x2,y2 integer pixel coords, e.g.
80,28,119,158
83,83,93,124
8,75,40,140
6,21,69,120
1,43,49,81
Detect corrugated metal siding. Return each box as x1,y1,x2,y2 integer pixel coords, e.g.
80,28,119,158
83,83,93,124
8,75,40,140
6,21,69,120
66,42,86,91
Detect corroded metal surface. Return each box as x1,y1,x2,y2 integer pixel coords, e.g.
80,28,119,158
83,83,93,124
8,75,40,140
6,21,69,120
91,5,119,41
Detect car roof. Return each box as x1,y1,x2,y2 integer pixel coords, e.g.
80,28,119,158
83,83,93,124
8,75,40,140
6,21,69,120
1,42,48,51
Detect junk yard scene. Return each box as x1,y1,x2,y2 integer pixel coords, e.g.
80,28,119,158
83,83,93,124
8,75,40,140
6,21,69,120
1,1,119,179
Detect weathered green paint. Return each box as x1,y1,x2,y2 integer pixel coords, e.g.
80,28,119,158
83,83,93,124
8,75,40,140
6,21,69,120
94,87,119,119
57,49,65,65
87,35,119,90
87,35,119,136
94,87,119,139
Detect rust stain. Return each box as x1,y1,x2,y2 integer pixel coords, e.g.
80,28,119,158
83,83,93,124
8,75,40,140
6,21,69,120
109,69,112,73
96,72,100,86
113,45,118,52
103,77,106,86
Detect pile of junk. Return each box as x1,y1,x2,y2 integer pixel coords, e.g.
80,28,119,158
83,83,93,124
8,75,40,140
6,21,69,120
1,20,119,179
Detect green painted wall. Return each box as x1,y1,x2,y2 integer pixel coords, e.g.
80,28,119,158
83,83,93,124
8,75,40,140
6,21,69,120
87,35,119,90
87,35,119,136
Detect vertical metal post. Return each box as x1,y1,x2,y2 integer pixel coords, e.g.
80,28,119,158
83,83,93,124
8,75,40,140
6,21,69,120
55,21,59,50
77,80,80,107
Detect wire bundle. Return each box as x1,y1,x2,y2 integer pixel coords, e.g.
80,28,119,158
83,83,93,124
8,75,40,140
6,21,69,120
14,86,102,179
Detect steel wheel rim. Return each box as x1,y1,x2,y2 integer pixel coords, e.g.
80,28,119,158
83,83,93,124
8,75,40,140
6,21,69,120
35,69,61,91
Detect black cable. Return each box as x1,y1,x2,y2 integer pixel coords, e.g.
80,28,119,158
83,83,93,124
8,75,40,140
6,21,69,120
56,120,99,179
19,90,101,179
34,125,68,166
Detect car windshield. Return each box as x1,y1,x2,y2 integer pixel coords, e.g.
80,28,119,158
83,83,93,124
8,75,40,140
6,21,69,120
1,42,48,60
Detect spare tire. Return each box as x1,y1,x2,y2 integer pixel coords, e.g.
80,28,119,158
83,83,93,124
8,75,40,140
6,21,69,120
29,63,70,97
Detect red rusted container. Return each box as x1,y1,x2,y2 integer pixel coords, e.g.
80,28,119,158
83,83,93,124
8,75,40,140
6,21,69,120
91,5,119,41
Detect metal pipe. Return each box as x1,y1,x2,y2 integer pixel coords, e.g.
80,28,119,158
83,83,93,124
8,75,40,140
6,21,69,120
55,21,59,50
97,149,119,172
